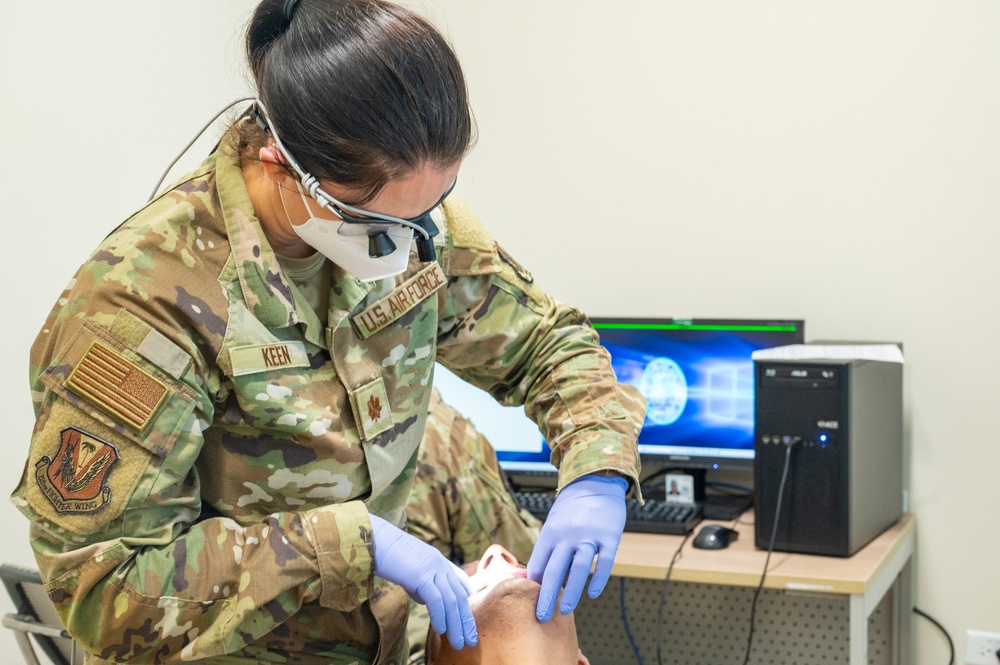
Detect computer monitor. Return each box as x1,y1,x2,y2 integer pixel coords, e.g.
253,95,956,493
591,318,805,472
432,317,805,484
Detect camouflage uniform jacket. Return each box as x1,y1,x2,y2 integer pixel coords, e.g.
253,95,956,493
11,130,645,665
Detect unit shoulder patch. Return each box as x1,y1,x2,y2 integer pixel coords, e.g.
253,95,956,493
35,427,119,514
22,397,164,537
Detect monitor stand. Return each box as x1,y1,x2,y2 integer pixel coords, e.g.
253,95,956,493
703,493,754,521
655,468,754,521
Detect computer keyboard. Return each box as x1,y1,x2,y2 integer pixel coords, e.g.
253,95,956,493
514,491,558,520
514,492,703,536
624,498,703,535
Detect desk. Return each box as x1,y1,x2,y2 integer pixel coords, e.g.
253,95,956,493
575,512,915,665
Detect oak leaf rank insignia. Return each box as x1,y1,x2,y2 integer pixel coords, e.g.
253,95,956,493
368,394,384,422
350,378,393,442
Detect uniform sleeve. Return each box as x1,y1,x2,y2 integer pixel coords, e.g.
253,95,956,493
434,197,647,496
12,309,375,663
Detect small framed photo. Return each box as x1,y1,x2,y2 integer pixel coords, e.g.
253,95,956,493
665,473,695,505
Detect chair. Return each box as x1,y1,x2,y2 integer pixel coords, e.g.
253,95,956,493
1,564,82,665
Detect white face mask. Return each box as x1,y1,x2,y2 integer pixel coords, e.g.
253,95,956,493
283,181,413,282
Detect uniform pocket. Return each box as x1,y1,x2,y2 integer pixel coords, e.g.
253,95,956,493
39,323,198,457
17,324,196,538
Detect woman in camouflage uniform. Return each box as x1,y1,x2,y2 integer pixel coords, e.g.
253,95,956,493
13,1,645,663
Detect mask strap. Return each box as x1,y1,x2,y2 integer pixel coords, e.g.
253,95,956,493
292,179,315,213
277,179,318,229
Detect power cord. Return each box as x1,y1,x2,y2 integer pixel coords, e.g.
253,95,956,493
148,97,255,202
913,607,954,665
741,440,799,665
656,531,692,665
620,577,645,665
638,467,672,492
706,481,754,497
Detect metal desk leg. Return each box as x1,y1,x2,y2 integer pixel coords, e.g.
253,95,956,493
898,558,913,665
850,593,868,665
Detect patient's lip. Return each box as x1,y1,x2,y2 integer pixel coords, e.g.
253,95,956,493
473,567,527,592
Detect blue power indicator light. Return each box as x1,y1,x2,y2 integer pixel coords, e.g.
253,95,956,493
819,434,828,443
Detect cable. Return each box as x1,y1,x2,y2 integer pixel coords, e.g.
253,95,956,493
620,577,645,665
638,466,674,493
656,531,692,665
706,481,754,497
913,607,954,665
148,97,256,201
741,441,798,665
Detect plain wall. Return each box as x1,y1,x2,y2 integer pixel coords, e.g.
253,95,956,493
1,2,997,664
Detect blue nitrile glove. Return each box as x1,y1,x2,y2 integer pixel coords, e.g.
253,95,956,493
369,514,477,650
526,474,628,622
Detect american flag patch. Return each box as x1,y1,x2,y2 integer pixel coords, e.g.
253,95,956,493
66,342,167,431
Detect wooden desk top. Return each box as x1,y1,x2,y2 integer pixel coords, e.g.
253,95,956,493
612,512,915,595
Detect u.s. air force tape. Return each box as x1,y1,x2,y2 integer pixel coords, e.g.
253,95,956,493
351,263,446,339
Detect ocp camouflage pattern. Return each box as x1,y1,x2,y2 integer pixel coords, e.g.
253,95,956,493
11,122,645,664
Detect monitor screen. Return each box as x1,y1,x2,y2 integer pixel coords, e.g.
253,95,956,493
592,318,805,470
432,318,804,476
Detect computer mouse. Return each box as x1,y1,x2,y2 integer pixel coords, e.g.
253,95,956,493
692,524,739,550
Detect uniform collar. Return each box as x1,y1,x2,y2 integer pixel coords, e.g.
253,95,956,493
214,136,301,329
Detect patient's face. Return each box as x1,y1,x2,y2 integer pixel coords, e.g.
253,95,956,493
426,544,589,665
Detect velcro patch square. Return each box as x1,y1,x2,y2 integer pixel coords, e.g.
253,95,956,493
350,378,394,442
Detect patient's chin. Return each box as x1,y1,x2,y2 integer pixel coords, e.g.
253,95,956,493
476,577,577,633
427,578,581,665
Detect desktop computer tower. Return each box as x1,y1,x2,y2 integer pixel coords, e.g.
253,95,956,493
753,357,902,557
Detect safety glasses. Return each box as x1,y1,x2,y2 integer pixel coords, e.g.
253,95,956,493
327,178,457,235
